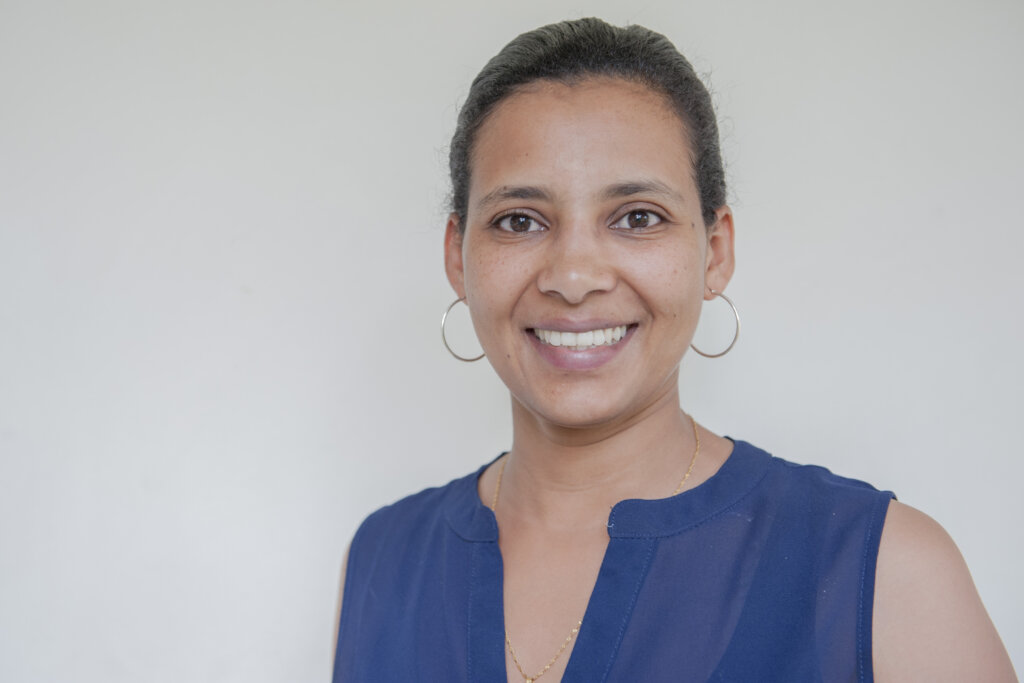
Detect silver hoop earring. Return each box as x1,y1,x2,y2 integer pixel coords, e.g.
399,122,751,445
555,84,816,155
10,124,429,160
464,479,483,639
690,289,741,358
441,297,485,362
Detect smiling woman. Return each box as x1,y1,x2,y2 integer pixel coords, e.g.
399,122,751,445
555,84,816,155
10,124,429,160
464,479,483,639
448,77,731,424
331,18,1016,683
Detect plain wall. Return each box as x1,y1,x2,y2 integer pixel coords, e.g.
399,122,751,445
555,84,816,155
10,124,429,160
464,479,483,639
1,0,1021,680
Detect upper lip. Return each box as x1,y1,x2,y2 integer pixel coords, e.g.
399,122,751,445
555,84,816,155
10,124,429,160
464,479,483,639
527,319,635,333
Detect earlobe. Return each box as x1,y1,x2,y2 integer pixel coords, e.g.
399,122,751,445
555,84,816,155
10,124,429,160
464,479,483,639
704,206,736,299
444,214,467,298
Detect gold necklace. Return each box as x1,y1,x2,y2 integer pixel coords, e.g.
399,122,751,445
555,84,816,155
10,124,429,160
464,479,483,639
673,412,701,495
491,413,701,682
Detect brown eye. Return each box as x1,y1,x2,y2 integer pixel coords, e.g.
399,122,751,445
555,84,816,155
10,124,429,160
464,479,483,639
509,215,532,232
496,213,541,233
612,209,662,230
628,211,650,228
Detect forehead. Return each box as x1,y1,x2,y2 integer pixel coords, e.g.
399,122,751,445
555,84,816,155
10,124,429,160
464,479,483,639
468,78,696,208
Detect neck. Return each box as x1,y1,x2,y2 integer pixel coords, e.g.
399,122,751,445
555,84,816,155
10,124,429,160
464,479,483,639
499,386,697,530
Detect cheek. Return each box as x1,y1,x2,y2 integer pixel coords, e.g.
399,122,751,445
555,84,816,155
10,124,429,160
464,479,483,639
464,247,531,303
462,258,518,337
631,249,705,312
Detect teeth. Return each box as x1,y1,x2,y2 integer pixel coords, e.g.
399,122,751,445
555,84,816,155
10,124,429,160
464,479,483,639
533,325,628,349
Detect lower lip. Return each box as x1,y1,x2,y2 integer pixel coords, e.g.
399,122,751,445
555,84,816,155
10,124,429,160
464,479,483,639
526,327,635,371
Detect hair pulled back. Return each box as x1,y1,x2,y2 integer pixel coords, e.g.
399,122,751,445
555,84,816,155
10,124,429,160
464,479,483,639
449,17,726,230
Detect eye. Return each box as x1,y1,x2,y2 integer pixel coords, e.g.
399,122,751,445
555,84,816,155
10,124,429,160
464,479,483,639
611,209,663,230
494,212,544,233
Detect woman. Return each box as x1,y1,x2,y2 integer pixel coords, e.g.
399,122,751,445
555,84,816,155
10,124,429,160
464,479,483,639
333,18,1015,682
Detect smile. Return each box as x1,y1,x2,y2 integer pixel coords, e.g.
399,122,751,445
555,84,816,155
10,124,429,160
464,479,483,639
532,325,628,350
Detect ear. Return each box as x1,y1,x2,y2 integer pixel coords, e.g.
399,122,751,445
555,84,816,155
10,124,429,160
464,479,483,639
704,206,736,299
444,213,467,299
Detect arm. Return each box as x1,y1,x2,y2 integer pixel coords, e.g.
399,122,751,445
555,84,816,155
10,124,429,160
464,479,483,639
872,500,1017,682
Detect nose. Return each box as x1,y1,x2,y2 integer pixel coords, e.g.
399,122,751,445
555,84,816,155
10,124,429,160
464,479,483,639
536,223,616,304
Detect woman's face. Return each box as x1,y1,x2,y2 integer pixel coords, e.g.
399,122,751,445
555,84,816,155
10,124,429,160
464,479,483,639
445,77,734,431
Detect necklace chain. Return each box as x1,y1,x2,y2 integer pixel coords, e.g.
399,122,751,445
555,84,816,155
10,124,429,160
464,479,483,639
505,620,582,683
491,412,701,681
673,412,701,495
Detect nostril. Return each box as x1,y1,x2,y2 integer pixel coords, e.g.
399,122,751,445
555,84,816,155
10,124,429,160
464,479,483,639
536,259,617,304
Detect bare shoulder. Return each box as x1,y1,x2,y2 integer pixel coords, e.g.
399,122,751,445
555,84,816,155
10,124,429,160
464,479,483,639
873,500,1017,682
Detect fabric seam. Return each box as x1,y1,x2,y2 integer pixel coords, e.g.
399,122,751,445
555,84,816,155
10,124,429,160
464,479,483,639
599,538,658,682
857,493,891,683
621,458,774,540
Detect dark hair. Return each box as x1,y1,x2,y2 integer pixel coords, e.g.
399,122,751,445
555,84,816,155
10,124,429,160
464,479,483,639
449,17,726,231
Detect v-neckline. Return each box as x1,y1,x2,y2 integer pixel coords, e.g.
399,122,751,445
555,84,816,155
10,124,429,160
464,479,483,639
448,440,771,682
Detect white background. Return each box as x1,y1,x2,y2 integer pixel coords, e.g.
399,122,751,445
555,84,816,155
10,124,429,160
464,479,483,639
1,0,1021,680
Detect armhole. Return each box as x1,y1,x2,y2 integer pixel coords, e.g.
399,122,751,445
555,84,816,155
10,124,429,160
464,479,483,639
857,493,894,683
332,514,378,679
337,536,357,629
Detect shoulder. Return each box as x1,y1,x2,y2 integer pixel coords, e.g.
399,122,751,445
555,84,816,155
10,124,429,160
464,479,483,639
766,449,887,495
748,444,895,517
336,465,487,633
346,463,492,571
353,468,478,545
720,443,896,545
358,477,461,530
872,501,1016,681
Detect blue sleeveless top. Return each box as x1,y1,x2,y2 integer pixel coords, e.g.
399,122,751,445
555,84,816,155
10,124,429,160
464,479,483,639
334,440,893,682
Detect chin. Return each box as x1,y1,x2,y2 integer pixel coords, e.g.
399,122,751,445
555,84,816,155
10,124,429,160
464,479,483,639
513,391,635,431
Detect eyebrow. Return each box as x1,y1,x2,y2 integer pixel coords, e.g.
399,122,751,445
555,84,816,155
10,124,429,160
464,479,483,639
601,180,685,203
475,185,552,211
475,180,685,212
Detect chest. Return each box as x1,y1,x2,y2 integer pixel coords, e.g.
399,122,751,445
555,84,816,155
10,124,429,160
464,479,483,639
500,529,608,682
334,453,889,682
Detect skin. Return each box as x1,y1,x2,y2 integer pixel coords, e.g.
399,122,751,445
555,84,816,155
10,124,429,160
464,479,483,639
335,77,1016,681
446,77,738,681
873,502,1017,681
